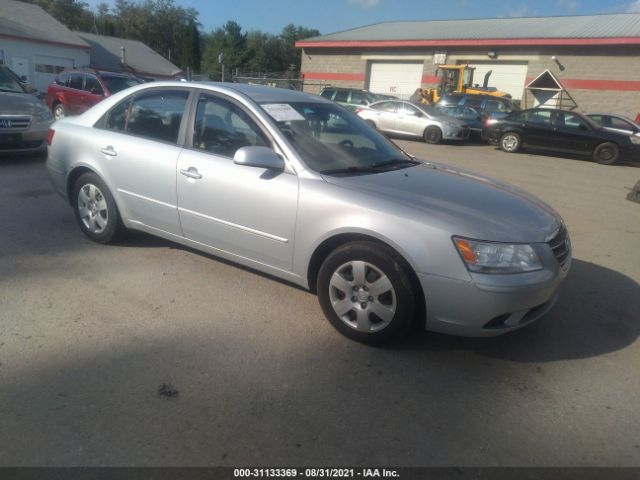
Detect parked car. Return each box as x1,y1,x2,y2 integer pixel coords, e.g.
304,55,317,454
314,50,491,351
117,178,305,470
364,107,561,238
437,93,521,120
47,82,570,344
356,100,470,143
0,64,53,155
46,68,143,120
483,108,640,165
319,87,380,111
587,113,640,136
434,104,486,138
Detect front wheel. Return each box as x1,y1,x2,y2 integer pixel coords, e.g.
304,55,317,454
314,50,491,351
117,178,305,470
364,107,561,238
72,172,127,244
424,126,443,144
500,132,521,153
317,241,415,345
593,142,619,165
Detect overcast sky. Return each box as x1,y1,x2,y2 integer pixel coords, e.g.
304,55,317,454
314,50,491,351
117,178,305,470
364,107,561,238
85,0,640,35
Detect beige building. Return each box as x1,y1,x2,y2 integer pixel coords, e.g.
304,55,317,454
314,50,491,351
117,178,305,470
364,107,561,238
296,14,640,117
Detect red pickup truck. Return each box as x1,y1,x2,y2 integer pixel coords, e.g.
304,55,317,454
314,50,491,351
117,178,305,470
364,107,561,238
46,68,143,120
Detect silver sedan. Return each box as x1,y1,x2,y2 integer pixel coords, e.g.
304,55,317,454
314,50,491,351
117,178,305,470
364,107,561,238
46,82,570,344
356,100,470,144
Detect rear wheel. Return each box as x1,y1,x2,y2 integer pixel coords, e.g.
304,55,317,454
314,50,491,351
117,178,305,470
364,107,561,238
72,172,127,244
317,241,415,345
593,142,619,165
424,126,443,144
53,102,66,120
500,132,521,153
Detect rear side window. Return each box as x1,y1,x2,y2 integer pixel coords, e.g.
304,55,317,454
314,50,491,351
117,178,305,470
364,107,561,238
334,90,349,102
104,99,132,132
485,99,508,112
372,102,397,113
126,90,189,144
68,73,83,90
320,89,334,99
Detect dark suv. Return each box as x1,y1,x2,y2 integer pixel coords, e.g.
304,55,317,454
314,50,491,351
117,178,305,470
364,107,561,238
320,87,381,111
46,69,143,120
437,94,520,120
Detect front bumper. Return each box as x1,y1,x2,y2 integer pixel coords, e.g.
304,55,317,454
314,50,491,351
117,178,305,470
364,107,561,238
418,257,570,337
0,127,48,155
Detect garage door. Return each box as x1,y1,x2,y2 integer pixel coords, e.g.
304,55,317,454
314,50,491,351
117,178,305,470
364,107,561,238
34,55,74,92
368,62,424,100
459,61,528,100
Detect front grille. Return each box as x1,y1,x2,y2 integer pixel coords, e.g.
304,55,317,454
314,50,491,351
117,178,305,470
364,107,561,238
548,224,571,270
0,115,32,130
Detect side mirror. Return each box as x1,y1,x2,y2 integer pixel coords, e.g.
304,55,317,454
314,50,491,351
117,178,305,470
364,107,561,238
90,87,102,95
233,146,285,170
20,75,27,82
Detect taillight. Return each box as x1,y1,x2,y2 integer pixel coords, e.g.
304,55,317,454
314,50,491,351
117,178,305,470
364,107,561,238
485,117,492,128
47,128,55,146
355,108,364,114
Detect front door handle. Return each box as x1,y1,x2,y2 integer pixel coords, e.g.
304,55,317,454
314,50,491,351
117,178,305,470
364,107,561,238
180,167,202,179
100,146,117,156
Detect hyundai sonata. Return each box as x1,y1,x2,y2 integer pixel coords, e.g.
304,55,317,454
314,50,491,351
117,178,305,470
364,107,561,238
46,82,570,344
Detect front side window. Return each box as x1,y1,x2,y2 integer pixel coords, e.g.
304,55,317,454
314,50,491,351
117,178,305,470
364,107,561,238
557,112,588,130
55,73,69,86
263,102,413,174
463,96,484,108
126,90,189,143
84,76,104,95
334,90,349,103
608,116,636,131
193,93,270,157
350,91,367,105
101,75,143,94
68,74,83,90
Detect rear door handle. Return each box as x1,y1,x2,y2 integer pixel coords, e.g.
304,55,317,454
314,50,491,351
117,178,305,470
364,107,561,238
180,167,202,179
100,146,117,156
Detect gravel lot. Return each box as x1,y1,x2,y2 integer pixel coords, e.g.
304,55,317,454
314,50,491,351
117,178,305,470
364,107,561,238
0,143,639,466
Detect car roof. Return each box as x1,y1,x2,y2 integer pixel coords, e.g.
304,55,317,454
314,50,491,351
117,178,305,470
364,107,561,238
196,82,327,104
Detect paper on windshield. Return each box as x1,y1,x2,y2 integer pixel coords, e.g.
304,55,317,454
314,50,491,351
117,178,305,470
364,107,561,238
262,103,305,122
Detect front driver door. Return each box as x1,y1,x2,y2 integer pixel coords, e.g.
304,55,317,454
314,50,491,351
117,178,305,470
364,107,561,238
176,91,298,271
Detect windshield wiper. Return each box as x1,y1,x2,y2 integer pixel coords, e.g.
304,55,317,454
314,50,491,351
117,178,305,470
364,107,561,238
370,158,421,170
320,166,380,175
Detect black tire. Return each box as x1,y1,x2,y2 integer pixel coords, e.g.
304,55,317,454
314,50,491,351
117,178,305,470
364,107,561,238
424,126,443,144
72,172,127,244
593,142,619,165
317,241,416,345
365,119,376,129
500,132,521,153
53,102,66,120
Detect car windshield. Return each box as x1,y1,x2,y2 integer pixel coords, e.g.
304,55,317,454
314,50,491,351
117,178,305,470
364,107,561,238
102,75,143,93
262,102,415,174
0,67,26,93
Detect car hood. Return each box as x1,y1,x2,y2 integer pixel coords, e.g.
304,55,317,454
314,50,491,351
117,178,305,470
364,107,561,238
323,161,562,243
0,92,47,115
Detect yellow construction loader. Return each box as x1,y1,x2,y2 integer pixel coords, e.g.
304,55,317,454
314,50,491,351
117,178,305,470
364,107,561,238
411,65,511,104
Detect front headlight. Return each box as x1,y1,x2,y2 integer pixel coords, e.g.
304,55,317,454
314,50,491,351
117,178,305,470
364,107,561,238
453,237,543,273
630,135,640,144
